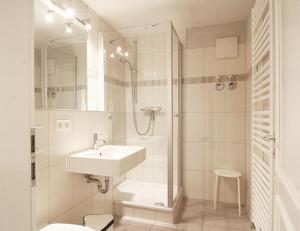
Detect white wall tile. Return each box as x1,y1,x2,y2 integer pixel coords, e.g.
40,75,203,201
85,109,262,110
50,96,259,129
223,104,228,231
153,52,167,79
184,113,206,142
152,33,166,53
91,192,106,214
183,142,204,171
206,47,226,76
36,168,49,228
49,163,74,221
206,113,226,143
183,170,204,199
74,199,91,225
205,142,226,171
184,83,207,113
51,208,74,224
226,143,246,173
206,83,226,113
152,86,167,112
137,53,152,80
73,112,92,152
72,174,91,205
137,35,152,54
226,113,246,143
187,48,207,77
226,81,246,112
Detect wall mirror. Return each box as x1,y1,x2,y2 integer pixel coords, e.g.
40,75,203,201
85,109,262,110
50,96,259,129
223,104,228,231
34,0,104,111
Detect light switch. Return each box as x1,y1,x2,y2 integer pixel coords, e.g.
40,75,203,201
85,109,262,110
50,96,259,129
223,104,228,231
56,120,71,131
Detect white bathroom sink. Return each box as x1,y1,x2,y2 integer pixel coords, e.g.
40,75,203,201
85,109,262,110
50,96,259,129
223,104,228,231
66,145,146,177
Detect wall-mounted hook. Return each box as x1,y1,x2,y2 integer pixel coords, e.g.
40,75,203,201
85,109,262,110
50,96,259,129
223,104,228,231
215,75,225,91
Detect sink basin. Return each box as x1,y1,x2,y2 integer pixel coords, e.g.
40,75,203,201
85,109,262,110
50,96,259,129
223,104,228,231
66,145,146,177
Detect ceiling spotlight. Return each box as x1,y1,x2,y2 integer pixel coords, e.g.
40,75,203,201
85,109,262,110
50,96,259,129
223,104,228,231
116,46,122,52
85,20,92,31
110,53,115,58
124,52,129,57
65,23,72,33
45,10,54,22
65,7,75,19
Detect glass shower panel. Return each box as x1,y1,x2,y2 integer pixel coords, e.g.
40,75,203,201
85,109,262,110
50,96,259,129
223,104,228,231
172,27,182,202
46,46,75,110
115,22,170,207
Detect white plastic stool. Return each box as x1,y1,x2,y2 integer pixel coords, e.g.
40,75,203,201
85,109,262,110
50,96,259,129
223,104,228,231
213,169,242,216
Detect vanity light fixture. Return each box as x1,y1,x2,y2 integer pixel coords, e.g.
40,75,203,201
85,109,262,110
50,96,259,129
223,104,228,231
65,7,75,19
110,53,115,58
124,52,129,57
116,46,122,52
65,23,72,33
45,10,54,22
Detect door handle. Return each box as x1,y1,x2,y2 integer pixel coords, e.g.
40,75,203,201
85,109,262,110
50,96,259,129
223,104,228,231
263,135,275,142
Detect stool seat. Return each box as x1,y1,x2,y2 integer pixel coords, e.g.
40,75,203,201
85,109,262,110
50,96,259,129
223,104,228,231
214,169,242,216
214,169,241,178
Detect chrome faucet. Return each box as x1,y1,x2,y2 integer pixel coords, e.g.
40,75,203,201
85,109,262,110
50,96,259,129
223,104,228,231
93,133,106,149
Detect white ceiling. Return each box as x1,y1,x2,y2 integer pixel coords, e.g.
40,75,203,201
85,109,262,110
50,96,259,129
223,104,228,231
82,0,254,31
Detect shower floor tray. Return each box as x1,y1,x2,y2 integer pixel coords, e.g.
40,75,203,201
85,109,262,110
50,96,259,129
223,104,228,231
113,180,178,208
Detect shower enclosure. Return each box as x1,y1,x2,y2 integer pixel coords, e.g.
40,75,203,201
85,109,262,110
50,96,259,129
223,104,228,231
112,22,182,210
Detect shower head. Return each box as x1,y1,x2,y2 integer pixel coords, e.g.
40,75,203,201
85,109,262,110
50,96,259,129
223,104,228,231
112,52,136,73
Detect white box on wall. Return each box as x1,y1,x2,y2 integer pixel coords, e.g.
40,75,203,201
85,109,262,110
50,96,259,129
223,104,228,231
216,37,238,59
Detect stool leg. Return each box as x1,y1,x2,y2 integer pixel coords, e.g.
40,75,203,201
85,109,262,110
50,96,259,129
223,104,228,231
214,175,219,211
237,177,241,216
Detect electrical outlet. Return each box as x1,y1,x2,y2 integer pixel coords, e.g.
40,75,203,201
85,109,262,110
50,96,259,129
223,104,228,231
56,120,71,131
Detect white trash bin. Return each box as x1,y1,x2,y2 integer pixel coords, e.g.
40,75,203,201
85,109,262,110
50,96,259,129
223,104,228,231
83,214,114,231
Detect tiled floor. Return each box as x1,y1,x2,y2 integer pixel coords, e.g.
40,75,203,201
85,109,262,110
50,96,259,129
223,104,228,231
114,199,255,231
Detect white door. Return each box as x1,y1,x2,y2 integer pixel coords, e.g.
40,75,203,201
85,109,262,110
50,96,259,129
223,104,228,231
0,0,34,230
273,0,300,230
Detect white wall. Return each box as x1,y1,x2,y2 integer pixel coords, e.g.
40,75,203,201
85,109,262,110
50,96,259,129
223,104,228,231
0,0,34,230
182,21,251,207
274,0,300,230
34,3,126,229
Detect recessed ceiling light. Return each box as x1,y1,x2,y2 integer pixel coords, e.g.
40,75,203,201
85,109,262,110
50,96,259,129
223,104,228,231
65,8,75,19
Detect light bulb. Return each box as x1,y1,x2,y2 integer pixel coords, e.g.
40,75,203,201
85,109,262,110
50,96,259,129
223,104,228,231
45,10,54,22
110,53,115,58
85,22,92,31
116,46,122,52
65,8,75,19
124,52,129,57
66,23,72,33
